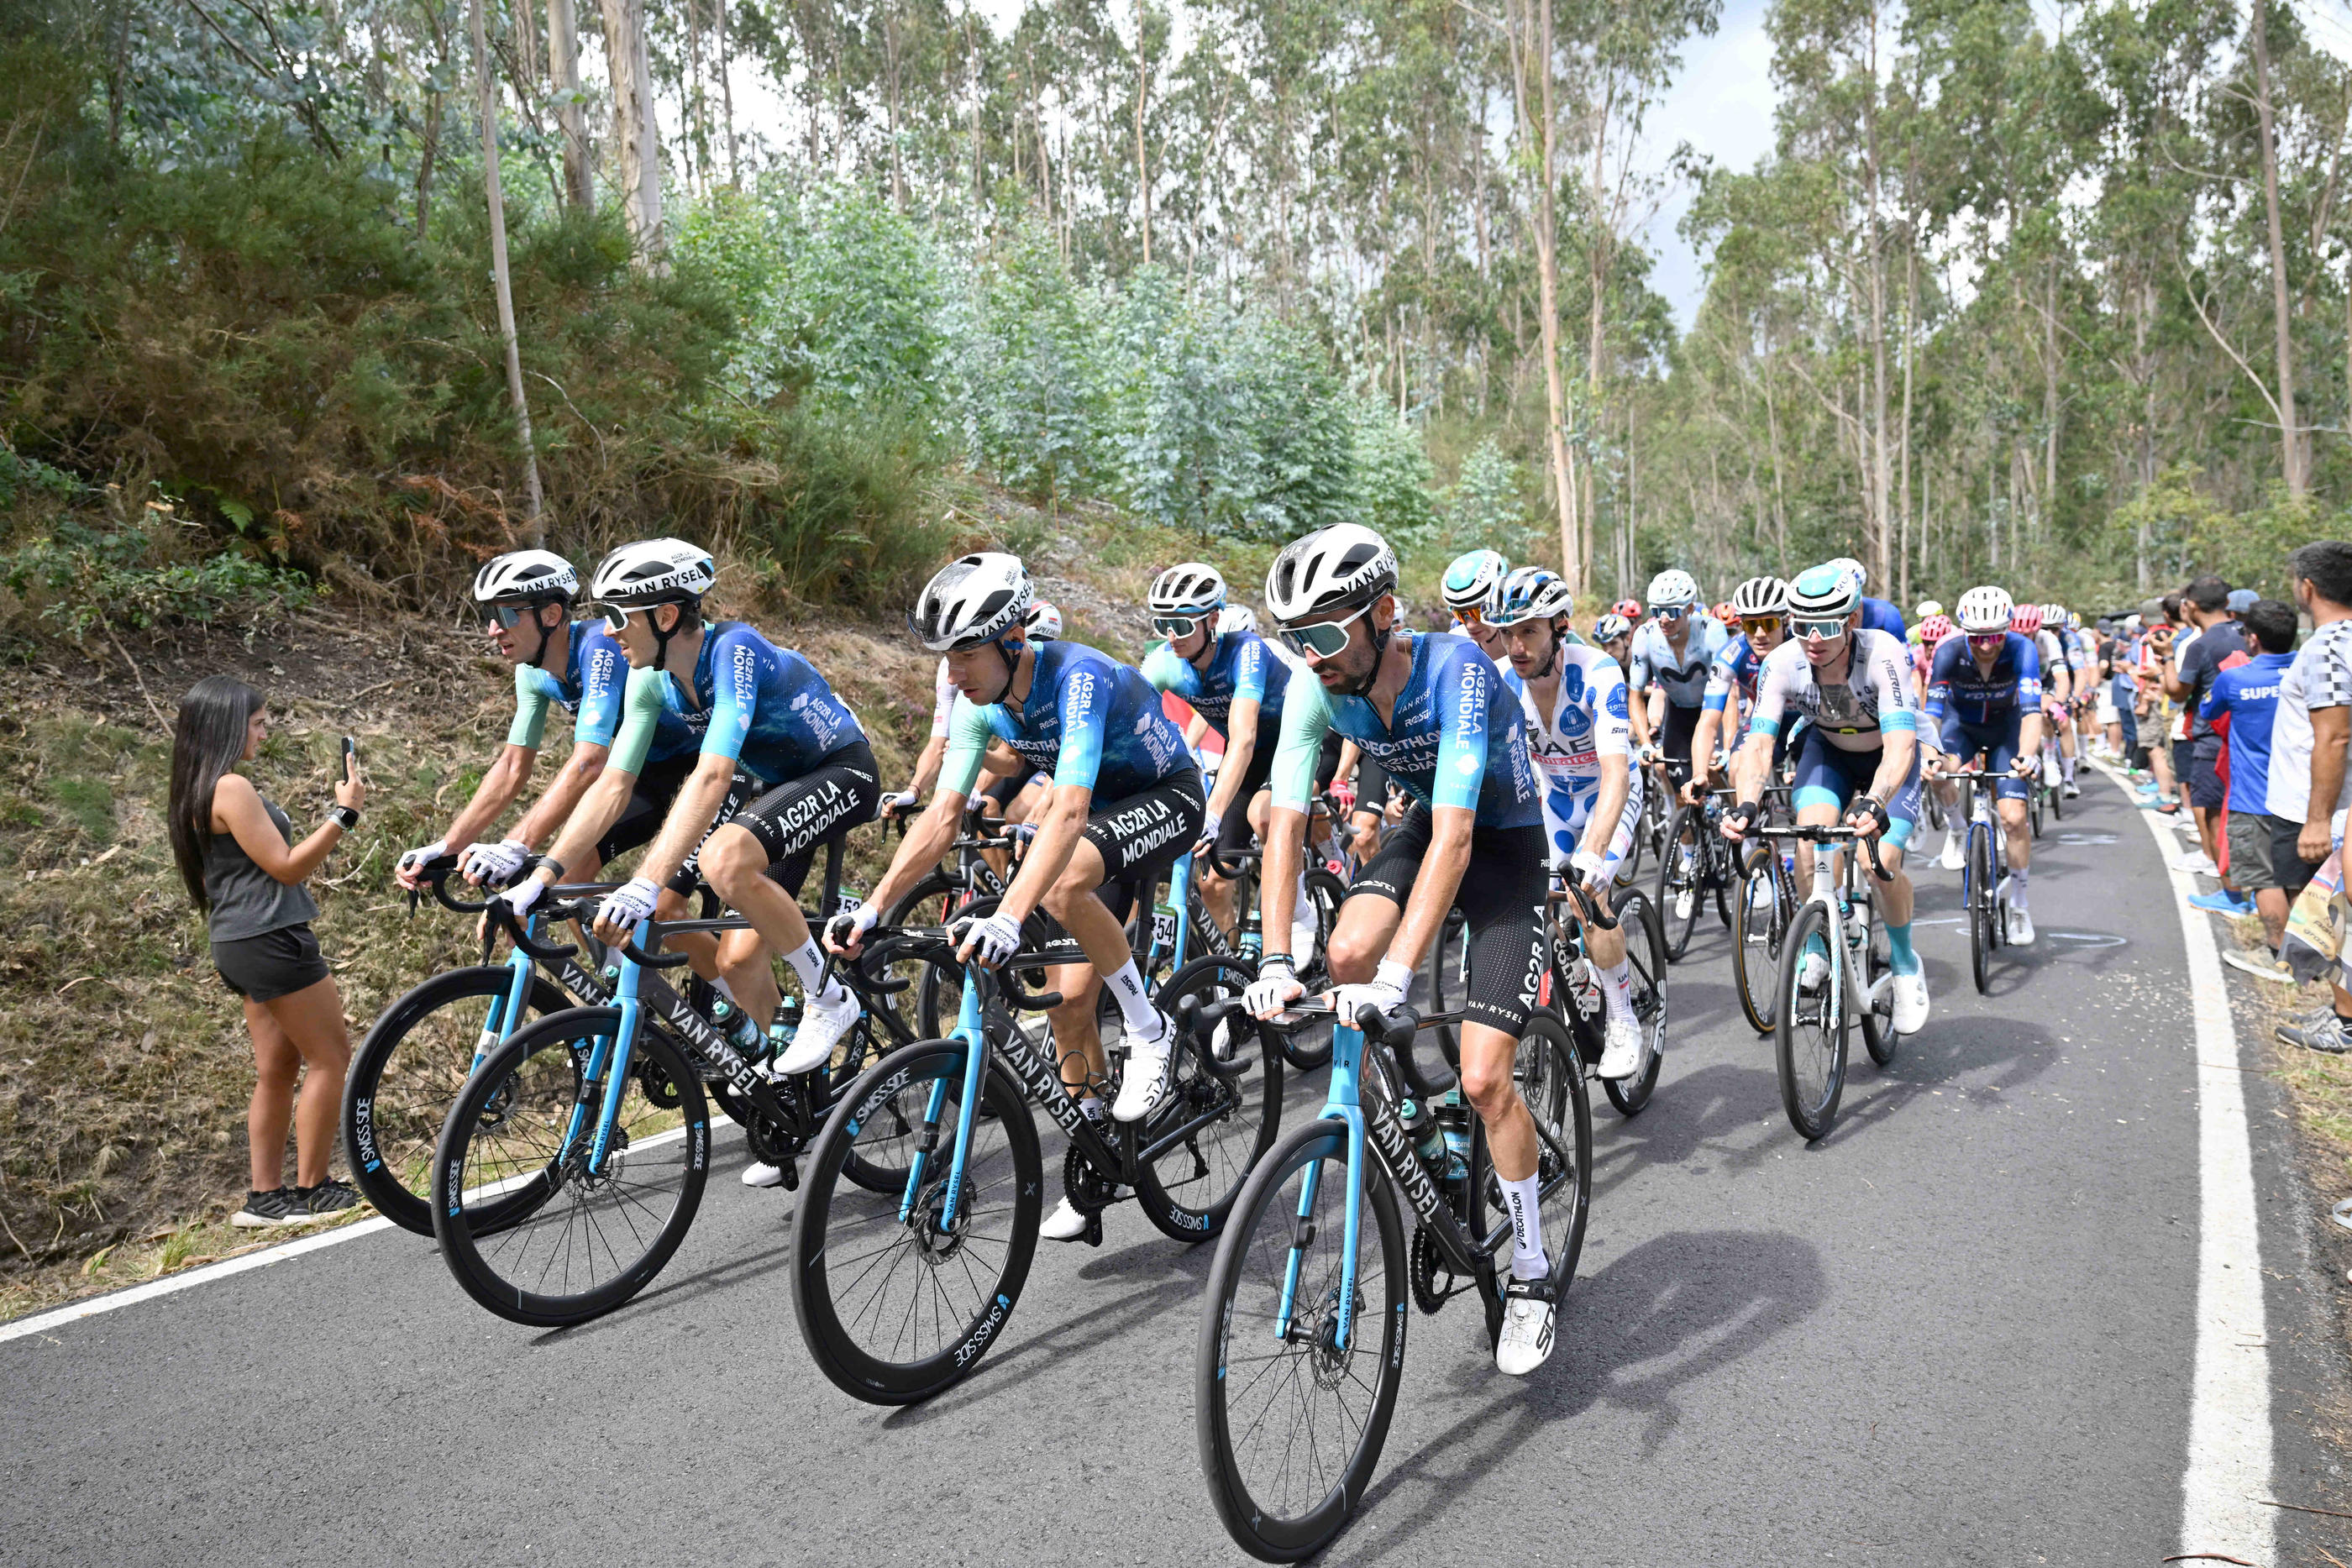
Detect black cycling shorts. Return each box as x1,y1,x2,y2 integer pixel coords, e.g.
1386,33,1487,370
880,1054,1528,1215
1081,768,1206,924
979,767,1026,810
1353,757,1391,819
1660,702,1703,776
1315,729,1345,794
724,739,882,899
1210,741,1276,868
1346,803,1548,1036
601,751,759,893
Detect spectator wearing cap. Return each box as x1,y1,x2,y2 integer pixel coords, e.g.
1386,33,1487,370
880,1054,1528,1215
2165,575,2249,884
2227,587,2260,617
2271,542,2352,1052
2200,600,2299,977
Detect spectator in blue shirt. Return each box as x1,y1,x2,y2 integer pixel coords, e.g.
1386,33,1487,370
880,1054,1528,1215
2200,598,2299,977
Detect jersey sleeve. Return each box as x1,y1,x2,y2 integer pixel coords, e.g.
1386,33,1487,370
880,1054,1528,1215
1050,662,1108,791
1139,643,1187,695
1868,635,1917,733
572,637,627,750
1231,637,1268,707
1750,650,1792,737
2197,670,2231,725
506,663,557,749
938,697,993,798
607,666,669,778
1703,645,1740,713
699,626,754,764
1270,678,1333,813
1627,629,1654,691
1431,643,1494,813
2016,637,2044,705
1592,659,1634,757
1922,641,1954,726
928,659,957,740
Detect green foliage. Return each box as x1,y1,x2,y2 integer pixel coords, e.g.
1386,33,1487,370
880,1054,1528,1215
952,226,1105,505
0,515,314,638
1436,436,1529,554
1347,401,1438,542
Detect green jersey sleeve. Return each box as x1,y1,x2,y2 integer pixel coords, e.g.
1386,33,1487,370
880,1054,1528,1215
938,696,994,800
506,663,559,749
1269,677,1333,814
607,666,670,779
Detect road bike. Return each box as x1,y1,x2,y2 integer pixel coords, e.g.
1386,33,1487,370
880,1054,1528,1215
428,878,906,1328
1193,959,1593,1561
1730,787,1799,1036
788,911,1281,1404
1655,789,1737,961
1547,877,1669,1114
1754,821,1898,1141
1949,759,2017,995
1206,839,1346,1070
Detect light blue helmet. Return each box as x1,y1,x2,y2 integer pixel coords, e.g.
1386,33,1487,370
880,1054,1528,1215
1442,549,1510,615
1788,563,1860,623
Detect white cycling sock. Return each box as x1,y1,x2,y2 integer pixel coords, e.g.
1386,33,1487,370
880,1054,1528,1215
2061,754,2076,784
1105,960,1165,1044
1501,1172,1547,1279
1078,1095,1105,1121
1600,958,1635,1024
2009,863,2029,910
783,938,848,1010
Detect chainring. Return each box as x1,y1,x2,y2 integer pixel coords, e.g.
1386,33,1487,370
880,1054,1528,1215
1063,1141,1123,1214
1410,1224,1470,1314
745,1106,801,1168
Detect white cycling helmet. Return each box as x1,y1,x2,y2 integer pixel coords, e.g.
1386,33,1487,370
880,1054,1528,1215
473,548,579,607
1953,585,2015,635
1441,550,1510,615
1593,611,1634,643
1218,604,1257,636
2040,602,2069,628
591,538,716,608
1487,566,1574,627
1826,555,1867,591
1730,574,1789,618
1646,569,1701,611
1787,563,1859,624
1148,563,1227,619
1266,524,1398,625
1914,598,1944,621
911,552,1033,652
1023,600,1063,642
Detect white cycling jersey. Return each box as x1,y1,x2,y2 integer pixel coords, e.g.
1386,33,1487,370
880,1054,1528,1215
1750,627,1919,753
1500,643,1642,866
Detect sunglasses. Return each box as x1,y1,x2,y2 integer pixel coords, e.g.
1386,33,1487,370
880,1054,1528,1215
1651,604,1688,621
1966,632,2006,651
477,602,537,630
1793,616,1849,642
1456,605,1488,628
596,603,641,634
1278,601,1373,660
1152,613,1211,638
1740,616,1783,637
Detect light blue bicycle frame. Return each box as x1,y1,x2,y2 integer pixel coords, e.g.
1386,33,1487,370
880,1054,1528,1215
1273,1013,1372,1352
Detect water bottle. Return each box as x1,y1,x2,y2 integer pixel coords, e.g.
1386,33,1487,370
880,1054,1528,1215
773,992,803,1052
1439,1089,1471,1181
1400,1097,1447,1175
711,996,764,1057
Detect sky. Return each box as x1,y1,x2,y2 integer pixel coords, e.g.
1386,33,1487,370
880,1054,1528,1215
1640,0,1779,328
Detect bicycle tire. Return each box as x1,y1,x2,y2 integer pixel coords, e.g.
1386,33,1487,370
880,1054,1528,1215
1494,1013,1593,1287
1655,805,1705,961
432,1006,710,1326
1195,1118,1407,1562
1730,852,1777,1036
1131,955,1285,1242
345,964,573,1236
2030,784,2045,839
790,1035,1042,1404
1968,823,1993,995
1773,902,1846,1141
1857,885,1897,1067
883,872,964,1037
1602,888,1667,1116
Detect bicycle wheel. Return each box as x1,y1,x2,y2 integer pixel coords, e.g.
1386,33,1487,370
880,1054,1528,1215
1655,805,1705,961
345,964,573,1235
1773,903,1847,1141
1195,1118,1407,1562
1967,823,1994,995
881,872,960,1036
1281,869,1348,1070
2029,783,2045,839
1730,851,1777,1036
1857,889,1898,1067
432,1007,709,1326
1602,888,1668,1116
790,1036,1042,1405
1613,797,1647,890
1133,956,1285,1242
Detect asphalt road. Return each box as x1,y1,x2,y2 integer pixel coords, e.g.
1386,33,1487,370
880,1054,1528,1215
3,772,2331,1566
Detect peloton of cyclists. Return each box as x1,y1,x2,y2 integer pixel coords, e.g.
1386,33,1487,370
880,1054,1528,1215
1688,574,1793,803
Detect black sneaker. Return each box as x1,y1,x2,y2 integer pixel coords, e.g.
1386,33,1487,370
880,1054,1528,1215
2277,1009,2352,1055
233,1188,307,1228
293,1177,363,1218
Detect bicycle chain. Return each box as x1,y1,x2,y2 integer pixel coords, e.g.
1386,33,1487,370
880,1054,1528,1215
1409,1225,1471,1314
1063,1141,1123,1215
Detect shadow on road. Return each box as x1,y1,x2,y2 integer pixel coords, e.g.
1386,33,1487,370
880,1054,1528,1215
1323,1228,1827,1565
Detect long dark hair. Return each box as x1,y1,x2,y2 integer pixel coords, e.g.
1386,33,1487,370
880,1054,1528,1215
169,675,265,910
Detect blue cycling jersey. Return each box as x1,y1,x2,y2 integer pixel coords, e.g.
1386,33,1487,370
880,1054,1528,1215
1141,630,1293,740
609,621,865,784
1702,635,1766,714
1861,596,1907,640
1924,632,2043,729
1272,632,1541,829
507,621,699,764
942,638,1194,800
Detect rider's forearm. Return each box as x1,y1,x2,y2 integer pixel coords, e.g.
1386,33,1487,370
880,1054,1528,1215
2018,713,2045,759
1581,763,1631,863
1688,713,1720,784
1730,733,1770,804
536,764,637,883
1387,809,1473,973
902,734,947,800
1867,733,1918,806
510,743,609,848
997,785,1090,924
633,758,740,890
866,791,965,913
441,745,534,849
1259,807,1307,960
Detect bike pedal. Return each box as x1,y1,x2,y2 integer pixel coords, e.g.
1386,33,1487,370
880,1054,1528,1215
1084,1213,1105,1248
780,1159,801,1192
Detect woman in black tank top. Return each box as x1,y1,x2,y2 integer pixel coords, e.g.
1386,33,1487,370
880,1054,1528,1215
169,676,367,1228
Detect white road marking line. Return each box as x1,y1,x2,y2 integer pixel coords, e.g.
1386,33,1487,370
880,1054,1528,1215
2094,759,2272,1563
0,1120,721,1346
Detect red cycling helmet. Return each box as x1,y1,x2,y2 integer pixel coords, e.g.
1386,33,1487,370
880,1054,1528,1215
1712,601,1739,627
1919,613,1954,645
2008,602,2044,636
1612,598,1642,621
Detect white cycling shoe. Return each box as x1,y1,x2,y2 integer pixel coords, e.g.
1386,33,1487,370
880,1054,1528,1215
1112,1019,1177,1122
774,990,861,1077
1041,1192,1126,1241
2006,905,2036,946
1938,835,1966,873
1596,1014,1644,1080
1797,950,1830,991
1891,968,1930,1034
742,1161,787,1188
1494,1265,1559,1376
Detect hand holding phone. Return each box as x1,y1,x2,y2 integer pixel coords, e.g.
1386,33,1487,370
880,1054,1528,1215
336,736,365,812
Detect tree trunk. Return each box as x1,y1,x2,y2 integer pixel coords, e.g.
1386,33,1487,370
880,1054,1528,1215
547,0,592,207
470,0,544,535
717,0,736,186
1512,0,1579,594
601,0,663,258
1136,43,1152,265
2251,0,2306,497
1860,4,1892,589
416,3,448,239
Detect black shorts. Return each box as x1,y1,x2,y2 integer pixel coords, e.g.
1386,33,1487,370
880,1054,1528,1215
2272,812,2321,898
979,768,1026,810
1353,757,1391,820
1315,729,1345,794
1347,803,1548,1036
1210,740,1277,866
1660,703,1703,778
724,739,882,899
2186,741,2225,811
213,922,332,1003
602,752,759,892
1081,769,1206,923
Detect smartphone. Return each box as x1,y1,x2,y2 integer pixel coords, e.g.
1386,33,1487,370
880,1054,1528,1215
342,735,358,778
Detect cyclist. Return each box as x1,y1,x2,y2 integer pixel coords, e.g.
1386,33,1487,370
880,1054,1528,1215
507,540,882,1186
1242,523,1560,1376
1824,555,1908,639
831,553,1204,1238
1140,562,1315,958
2009,602,2072,802
1921,587,2045,944
1689,574,1791,801
1628,569,1728,806
1442,548,1513,668
1611,598,1643,624
1488,567,1645,1077
392,551,698,894
1712,600,1740,630
1914,598,1945,627
2040,602,2087,798
1592,611,1635,671
1719,563,1931,1036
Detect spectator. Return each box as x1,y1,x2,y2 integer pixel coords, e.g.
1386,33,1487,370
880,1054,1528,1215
2168,575,2249,889
166,675,367,1225
2134,596,2180,810
2200,600,2297,978
2267,542,2352,1051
